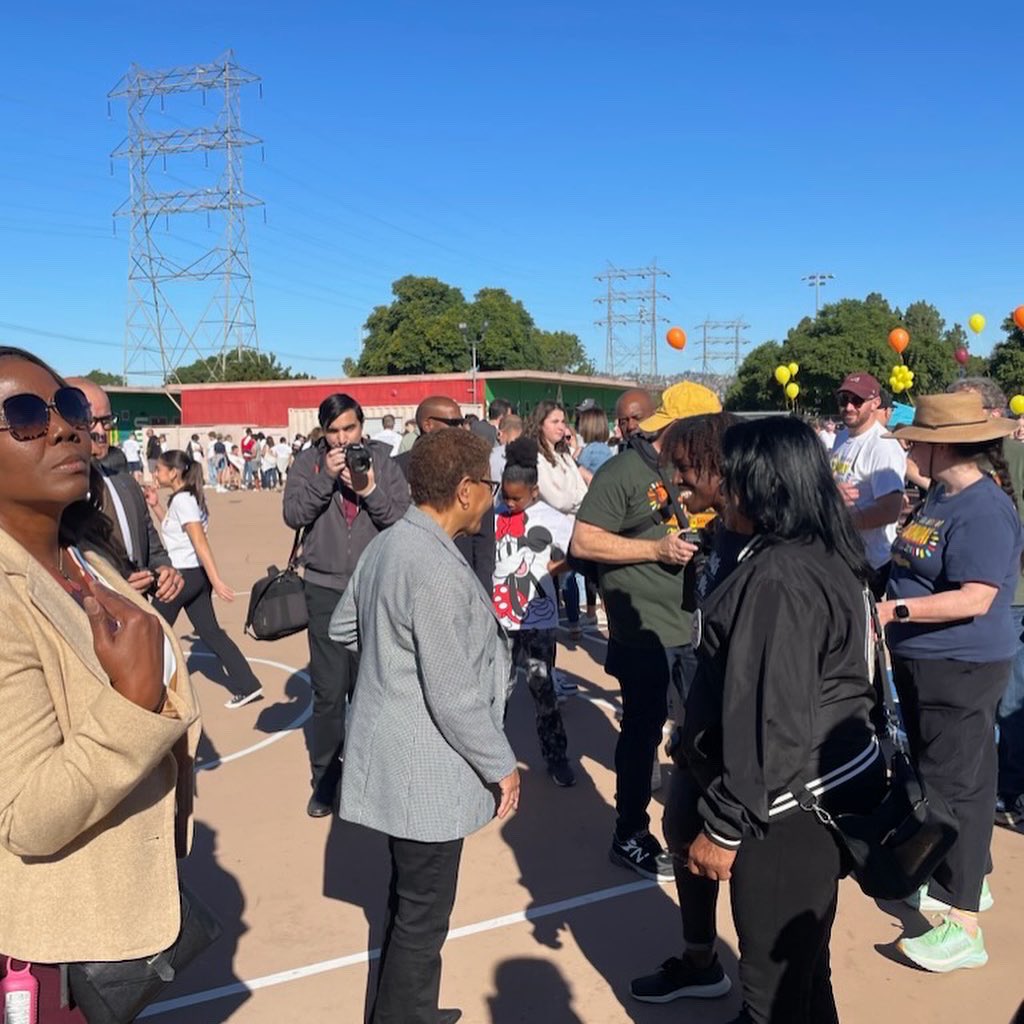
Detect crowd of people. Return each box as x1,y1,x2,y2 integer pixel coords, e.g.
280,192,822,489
0,342,1022,1023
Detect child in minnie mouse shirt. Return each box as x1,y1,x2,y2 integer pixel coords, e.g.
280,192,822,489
493,438,576,787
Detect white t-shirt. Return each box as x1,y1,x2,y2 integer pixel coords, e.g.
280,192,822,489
492,500,573,631
121,437,141,464
273,442,292,470
372,428,403,455
161,491,208,570
830,421,907,569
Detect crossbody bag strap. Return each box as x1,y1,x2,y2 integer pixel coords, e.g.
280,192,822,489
287,527,306,570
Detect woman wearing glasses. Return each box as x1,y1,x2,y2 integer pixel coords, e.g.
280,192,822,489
330,429,519,1024
0,347,200,1018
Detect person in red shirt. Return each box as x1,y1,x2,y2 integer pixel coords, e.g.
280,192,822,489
240,427,257,490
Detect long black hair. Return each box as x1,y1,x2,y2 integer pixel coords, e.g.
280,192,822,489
502,437,540,487
0,346,131,573
159,449,209,518
722,417,868,580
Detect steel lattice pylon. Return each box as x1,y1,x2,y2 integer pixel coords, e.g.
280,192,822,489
109,50,264,384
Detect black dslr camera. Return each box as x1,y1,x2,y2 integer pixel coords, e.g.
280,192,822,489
344,443,373,474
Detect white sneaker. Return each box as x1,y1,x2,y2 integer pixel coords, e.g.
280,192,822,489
225,688,263,709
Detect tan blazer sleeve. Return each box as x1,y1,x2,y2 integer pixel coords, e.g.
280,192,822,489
0,604,192,859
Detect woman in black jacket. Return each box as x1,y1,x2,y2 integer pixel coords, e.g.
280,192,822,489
681,417,886,1024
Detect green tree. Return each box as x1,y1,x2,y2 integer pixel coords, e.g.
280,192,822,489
988,313,1024,398
347,275,593,376
726,294,982,412
168,350,310,384
85,369,126,386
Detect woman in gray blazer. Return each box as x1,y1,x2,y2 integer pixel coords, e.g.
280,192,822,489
330,428,520,1024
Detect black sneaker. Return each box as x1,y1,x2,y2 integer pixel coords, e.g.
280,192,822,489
548,760,577,787
630,955,732,1003
609,831,675,881
995,794,1023,829
225,687,263,709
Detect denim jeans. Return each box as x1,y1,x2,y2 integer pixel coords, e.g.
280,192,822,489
997,605,1024,801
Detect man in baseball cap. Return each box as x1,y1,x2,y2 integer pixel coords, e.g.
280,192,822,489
830,370,907,596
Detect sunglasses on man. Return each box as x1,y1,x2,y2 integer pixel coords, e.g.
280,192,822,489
0,387,93,442
836,392,866,409
428,415,467,428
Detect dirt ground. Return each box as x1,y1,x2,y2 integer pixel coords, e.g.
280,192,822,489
141,488,1024,1024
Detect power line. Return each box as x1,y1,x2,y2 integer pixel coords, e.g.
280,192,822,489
594,262,670,378
694,319,750,376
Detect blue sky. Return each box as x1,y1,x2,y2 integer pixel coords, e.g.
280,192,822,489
1,1,1022,383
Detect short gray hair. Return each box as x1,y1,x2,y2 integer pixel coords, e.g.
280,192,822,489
947,376,1007,412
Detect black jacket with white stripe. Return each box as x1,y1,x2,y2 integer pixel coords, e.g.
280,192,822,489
681,536,882,850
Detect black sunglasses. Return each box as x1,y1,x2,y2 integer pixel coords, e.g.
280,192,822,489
429,415,467,428
476,478,501,498
836,392,865,408
0,386,93,442
91,413,118,429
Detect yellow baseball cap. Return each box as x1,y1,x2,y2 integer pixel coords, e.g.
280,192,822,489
638,381,722,432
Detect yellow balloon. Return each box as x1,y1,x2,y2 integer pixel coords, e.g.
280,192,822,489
969,313,986,334
774,366,791,386
788,362,799,377
891,381,905,393
784,382,800,400
1010,395,1024,416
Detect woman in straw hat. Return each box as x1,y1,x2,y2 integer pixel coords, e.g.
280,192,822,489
878,391,1023,973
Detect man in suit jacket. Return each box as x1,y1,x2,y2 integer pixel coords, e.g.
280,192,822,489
67,378,183,606
395,395,496,594
330,429,519,1024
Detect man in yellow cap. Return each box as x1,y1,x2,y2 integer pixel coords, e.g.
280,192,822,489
571,381,721,881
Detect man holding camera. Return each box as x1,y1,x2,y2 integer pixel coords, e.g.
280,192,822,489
284,393,410,817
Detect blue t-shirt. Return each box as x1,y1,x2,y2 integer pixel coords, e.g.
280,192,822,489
887,476,1023,662
578,442,614,475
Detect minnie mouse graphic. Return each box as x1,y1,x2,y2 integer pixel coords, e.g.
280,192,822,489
492,510,561,627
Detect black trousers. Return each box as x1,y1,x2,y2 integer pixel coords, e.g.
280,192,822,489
152,566,260,696
371,836,464,1024
892,655,1010,910
304,580,359,801
511,628,568,766
606,641,688,838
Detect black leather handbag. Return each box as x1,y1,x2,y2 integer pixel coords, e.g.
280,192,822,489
244,529,309,641
67,883,222,1024
792,595,958,901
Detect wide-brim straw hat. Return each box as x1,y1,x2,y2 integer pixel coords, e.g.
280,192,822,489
884,392,1016,444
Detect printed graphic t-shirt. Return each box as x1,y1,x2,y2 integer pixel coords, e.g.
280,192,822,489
830,422,907,570
493,500,573,632
887,476,1023,661
575,447,691,649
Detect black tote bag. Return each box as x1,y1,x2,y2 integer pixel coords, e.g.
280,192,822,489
244,529,309,641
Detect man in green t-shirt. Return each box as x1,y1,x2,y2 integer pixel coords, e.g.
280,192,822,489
572,382,722,879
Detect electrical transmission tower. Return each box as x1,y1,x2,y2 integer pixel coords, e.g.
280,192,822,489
695,319,750,375
594,262,670,378
109,51,264,384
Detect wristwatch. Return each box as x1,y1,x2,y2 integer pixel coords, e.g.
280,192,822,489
893,599,911,621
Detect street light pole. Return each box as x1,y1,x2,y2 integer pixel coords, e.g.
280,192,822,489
801,272,834,316
459,320,488,411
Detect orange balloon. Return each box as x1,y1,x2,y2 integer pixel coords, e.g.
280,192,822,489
1014,306,1024,331
888,328,909,354
666,326,687,350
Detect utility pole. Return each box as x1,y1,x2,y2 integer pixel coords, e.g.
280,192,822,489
695,319,750,376
801,273,834,317
109,51,264,385
459,319,488,409
594,261,670,378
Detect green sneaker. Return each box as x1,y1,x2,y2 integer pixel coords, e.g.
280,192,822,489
906,879,994,914
898,918,988,973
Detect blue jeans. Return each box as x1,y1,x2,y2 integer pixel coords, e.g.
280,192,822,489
997,606,1024,801
242,459,256,487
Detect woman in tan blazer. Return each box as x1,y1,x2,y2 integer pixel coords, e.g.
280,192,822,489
0,347,201,1020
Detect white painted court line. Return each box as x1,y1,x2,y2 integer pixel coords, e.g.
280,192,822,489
186,653,312,772
139,878,657,1018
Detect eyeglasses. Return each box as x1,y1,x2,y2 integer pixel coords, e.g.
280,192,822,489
0,387,92,442
836,393,865,409
429,415,467,428
90,413,118,429
475,478,501,498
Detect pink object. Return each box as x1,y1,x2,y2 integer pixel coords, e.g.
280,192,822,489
954,347,970,366
2,959,38,1024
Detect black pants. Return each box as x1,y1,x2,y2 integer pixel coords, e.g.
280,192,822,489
892,655,1010,910
606,641,687,838
511,628,568,766
152,567,260,697
304,580,359,802
868,561,891,601
371,836,464,1024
